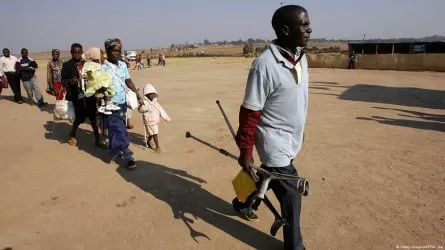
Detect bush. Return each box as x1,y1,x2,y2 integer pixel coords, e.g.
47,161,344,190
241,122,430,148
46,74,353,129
242,43,254,55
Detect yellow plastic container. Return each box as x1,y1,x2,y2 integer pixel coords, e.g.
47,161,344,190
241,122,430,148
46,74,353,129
231,170,256,203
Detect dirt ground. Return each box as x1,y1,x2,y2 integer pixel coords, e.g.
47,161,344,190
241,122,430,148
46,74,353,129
0,58,444,250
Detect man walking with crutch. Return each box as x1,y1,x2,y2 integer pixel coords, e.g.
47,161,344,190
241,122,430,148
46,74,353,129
234,5,312,250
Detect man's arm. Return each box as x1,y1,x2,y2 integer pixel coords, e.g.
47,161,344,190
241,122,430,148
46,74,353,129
0,59,4,76
15,62,21,72
31,60,38,69
61,62,77,86
235,106,262,158
235,66,271,171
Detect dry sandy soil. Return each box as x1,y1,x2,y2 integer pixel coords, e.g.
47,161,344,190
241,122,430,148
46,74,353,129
0,57,444,250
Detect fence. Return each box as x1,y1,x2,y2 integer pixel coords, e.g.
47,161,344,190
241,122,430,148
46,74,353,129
307,53,445,72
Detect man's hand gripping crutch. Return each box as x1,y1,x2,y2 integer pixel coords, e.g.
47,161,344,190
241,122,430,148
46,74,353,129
216,100,309,200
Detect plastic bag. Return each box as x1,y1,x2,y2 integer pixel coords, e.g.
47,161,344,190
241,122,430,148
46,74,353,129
53,99,75,122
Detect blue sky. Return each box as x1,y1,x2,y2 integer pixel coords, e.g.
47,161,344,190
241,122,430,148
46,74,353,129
0,0,444,52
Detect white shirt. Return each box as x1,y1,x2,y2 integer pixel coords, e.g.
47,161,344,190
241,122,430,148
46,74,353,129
0,56,18,75
242,43,309,167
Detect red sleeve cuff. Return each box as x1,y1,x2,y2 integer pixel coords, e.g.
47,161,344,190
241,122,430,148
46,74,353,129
239,147,254,158
235,105,261,159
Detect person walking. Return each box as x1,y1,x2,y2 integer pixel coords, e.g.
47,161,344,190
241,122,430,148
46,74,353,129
0,48,23,103
62,43,100,147
101,38,143,169
234,5,312,250
348,51,356,69
16,48,47,107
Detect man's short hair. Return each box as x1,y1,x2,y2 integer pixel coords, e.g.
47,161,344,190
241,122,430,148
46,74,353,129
272,5,307,32
71,43,83,51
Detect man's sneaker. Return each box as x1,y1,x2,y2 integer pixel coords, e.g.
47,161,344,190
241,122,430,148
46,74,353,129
232,198,259,221
239,208,259,221
126,160,136,169
98,106,112,115
106,103,120,111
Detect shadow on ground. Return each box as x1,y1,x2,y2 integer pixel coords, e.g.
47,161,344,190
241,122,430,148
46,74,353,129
373,107,445,123
356,116,445,133
1,95,55,113
43,121,110,163
309,86,330,90
117,161,282,249
339,84,445,109
310,81,339,85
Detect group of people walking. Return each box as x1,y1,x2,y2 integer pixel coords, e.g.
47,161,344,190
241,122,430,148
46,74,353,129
1,4,312,249
0,48,48,106
1,38,171,169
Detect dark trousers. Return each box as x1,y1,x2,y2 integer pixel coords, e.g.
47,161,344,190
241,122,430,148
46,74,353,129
70,97,99,138
5,72,23,102
261,163,304,250
236,162,304,250
348,60,356,69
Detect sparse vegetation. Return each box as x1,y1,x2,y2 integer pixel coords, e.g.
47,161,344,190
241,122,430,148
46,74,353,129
242,44,254,55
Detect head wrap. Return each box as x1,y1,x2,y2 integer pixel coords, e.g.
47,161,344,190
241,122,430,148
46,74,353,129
84,47,102,61
52,49,60,54
104,38,122,51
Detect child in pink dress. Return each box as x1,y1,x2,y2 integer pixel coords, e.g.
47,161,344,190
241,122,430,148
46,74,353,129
138,83,171,152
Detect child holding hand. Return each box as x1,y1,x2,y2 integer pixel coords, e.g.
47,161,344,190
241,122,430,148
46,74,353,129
138,83,171,152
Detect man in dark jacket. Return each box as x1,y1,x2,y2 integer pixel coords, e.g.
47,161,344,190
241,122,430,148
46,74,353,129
61,43,100,147
16,48,47,107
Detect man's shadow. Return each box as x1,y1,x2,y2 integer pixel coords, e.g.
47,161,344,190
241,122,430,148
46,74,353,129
1,95,54,113
43,121,110,163
117,161,282,249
